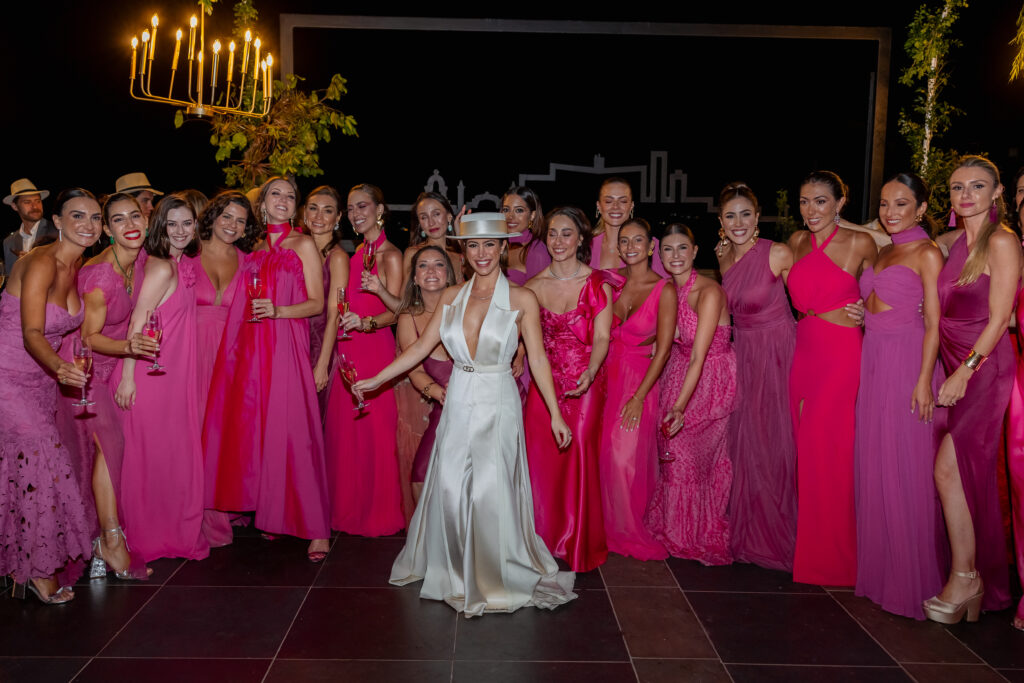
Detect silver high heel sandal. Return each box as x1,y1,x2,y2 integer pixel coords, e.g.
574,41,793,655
90,526,150,581
923,570,984,624
11,577,75,605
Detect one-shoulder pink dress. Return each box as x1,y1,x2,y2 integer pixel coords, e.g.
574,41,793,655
721,240,798,572
646,269,737,565
117,257,209,562
599,277,669,560
936,232,1013,612
323,232,404,536
854,239,946,619
525,270,619,572
204,244,330,540
787,229,861,586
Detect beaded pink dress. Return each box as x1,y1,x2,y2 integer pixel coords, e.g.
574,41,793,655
0,292,92,581
203,230,330,541
323,231,404,536
599,277,669,560
525,270,618,572
721,239,797,571
645,270,737,565
117,257,209,562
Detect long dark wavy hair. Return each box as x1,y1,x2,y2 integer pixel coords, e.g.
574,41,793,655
198,190,259,253
144,193,200,259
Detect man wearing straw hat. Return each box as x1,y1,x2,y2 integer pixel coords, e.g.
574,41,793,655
3,178,57,275
114,172,164,222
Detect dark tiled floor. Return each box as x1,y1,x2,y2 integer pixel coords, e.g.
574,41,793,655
2,533,1021,682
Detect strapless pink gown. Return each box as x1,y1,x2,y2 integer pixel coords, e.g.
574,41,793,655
204,247,330,540
323,233,404,536
599,277,669,560
525,270,618,572
0,292,92,581
646,269,736,565
117,257,209,562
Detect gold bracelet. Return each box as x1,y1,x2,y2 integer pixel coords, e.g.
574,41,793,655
963,349,986,371
421,382,435,400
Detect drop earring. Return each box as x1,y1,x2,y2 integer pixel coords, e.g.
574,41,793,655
420,230,426,238
752,226,760,245
629,207,634,219
834,212,840,226
447,221,453,233
58,230,63,242
947,211,957,228
595,208,601,220
261,207,268,225
376,215,384,229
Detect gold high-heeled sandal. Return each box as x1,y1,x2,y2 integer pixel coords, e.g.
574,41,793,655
923,570,984,624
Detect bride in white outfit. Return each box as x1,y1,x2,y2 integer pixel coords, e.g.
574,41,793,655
354,213,576,617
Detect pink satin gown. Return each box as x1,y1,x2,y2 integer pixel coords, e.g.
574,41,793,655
525,270,618,572
1009,290,1024,626
787,228,860,586
323,231,404,536
203,237,330,541
117,257,209,562
599,277,669,560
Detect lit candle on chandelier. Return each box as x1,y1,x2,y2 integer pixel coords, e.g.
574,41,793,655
131,36,138,77
211,40,221,88
172,29,182,72
265,53,273,98
253,37,261,85
188,15,197,60
149,15,158,61
261,59,268,100
140,30,150,77
241,30,251,80
197,50,204,106
226,41,235,83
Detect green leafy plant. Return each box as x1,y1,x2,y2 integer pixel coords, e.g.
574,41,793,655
897,0,969,216
773,189,801,242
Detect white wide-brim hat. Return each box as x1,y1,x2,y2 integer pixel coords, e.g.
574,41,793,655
115,172,164,196
3,178,49,206
447,212,522,240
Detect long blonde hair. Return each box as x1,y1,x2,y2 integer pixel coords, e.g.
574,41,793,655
952,155,1007,286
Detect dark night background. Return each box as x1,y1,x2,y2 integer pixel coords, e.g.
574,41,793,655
3,1,1023,266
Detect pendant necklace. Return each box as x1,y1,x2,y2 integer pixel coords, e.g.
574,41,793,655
113,249,135,296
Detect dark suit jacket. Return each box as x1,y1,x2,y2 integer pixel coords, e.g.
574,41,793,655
3,219,57,275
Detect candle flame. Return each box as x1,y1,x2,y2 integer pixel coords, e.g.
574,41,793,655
142,30,150,43
190,15,197,28
266,53,273,68
131,36,138,49
198,51,204,62
151,14,158,28
213,40,221,54
229,41,236,52
176,28,182,41
254,37,261,49
245,29,252,42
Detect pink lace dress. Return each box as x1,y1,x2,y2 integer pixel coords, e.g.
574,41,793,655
645,270,737,565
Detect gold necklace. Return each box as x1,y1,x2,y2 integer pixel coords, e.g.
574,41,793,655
112,248,135,296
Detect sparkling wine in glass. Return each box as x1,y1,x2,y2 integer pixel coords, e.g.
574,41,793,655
247,269,265,323
337,287,351,340
360,240,377,290
659,419,676,462
72,337,95,408
338,353,369,411
143,310,165,373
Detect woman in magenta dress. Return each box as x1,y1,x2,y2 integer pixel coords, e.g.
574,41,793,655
787,171,877,586
194,191,257,547
646,224,736,565
716,182,797,572
395,245,458,504
854,173,945,619
524,207,615,572
599,218,675,560
924,156,1019,623
305,186,348,417
590,178,668,277
204,176,330,562
1008,166,1024,632
400,192,464,284
328,183,404,536
55,192,151,580
115,194,209,563
0,188,100,604
504,186,551,284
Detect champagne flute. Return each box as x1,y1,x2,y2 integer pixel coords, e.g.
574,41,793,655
338,353,369,411
337,287,351,340
360,240,377,290
247,269,265,323
72,337,95,408
143,310,165,373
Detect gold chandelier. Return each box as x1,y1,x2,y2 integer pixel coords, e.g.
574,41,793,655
129,8,273,118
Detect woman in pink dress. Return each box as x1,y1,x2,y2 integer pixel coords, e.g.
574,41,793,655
194,191,257,547
787,171,877,586
55,192,152,580
305,185,348,418
854,173,945,619
1008,166,1024,632
115,194,209,563
599,218,675,560
327,183,405,536
0,188,100,604
590,178,668,277
400,192,464,284
504,186,550,285
204,176,331,562
716,183,798,571
395,246,458,504
524,207,615,572
646,224,737,565
925,156,1019,623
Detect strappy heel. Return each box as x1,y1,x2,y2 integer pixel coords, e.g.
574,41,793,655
91,527,150,581
923,570,984,624
11,577,75,605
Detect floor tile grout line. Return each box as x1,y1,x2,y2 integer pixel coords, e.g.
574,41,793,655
597,562,642,683
665,563,736,683
69,558,189,682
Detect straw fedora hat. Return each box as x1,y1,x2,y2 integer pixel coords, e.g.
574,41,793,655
447,212,521,240
3,178,49,206
115,172,164,196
